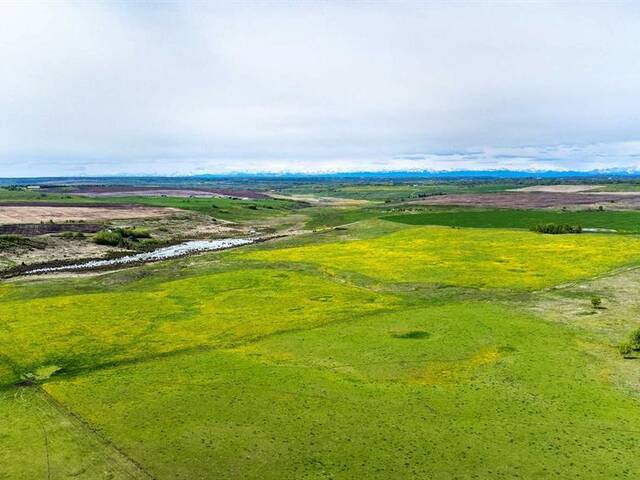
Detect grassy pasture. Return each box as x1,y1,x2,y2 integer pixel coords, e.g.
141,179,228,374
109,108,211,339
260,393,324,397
243,225,640,289
384,208,640,232
594,183,640,192
0,269,396,387
4,214,640,478
302,206,382,230
277,181,518,202
43,302,640,479
0,388,146,479
0,187,302,222
99,195,301,222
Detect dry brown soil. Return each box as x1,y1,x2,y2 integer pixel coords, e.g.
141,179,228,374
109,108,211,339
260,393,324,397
0,205,179,224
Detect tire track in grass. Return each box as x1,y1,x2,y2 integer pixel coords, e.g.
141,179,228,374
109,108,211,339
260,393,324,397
33,406,51,480
38,386,156,480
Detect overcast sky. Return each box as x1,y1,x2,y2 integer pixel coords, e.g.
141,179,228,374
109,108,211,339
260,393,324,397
2,1,640,176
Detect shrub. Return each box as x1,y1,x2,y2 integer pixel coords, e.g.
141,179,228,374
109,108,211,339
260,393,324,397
630,327,640,350
618,342,634,358
530,223,582,234
93,230,123,246
119,227,151,239
59,231,85,239
618,327,640,357
591,296,602,309
93,227,152,247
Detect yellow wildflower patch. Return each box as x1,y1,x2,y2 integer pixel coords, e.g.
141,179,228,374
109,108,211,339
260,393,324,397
244,226,640,289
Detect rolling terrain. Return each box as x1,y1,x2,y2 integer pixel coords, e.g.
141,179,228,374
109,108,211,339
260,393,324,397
2,180,640,478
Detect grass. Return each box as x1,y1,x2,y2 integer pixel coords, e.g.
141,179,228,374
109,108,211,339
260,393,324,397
0,388,146,479
0,188,81,202
277,181,519,202
383,207,640,232
243,225,640,289
594,183,640,192
43,302,640,479
302,206,383,230
0,187,303,223
0,234,45,251
0,268,396,387
98,195,302,222
4,212,640,478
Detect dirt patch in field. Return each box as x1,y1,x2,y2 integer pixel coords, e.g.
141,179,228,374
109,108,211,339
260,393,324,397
411,192,640,209
268,193,368,207
0,205,179,224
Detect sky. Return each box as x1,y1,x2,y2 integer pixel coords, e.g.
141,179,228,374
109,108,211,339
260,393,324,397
2,1,640,177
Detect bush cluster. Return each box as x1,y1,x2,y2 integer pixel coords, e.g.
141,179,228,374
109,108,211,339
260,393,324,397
59,231,85,239
618,327,640,358
93,227,151,247
0,235,44,251
530,223,582,234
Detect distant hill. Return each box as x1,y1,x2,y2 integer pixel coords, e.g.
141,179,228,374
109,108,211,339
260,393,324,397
3,169,640,186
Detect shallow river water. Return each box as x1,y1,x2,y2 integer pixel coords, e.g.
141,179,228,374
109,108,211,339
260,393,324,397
25,238,253,275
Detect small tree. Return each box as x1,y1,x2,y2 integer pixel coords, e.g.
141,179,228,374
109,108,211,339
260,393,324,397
591,296,602,309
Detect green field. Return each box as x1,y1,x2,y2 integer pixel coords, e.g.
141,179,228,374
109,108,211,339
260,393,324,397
244,225,640,289
100,195,301,221
276,181,519,202
0,187,302,222
4,213,640,478
44,303,640,479
384,208,640,232
594,183,640,192
0,268,395,388
302,206,383,230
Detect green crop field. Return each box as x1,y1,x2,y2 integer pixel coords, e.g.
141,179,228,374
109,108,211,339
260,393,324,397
3,214,640,479
383,208,640,232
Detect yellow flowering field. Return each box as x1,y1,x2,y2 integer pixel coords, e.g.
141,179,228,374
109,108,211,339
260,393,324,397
244,226,640,289
0,268,397,387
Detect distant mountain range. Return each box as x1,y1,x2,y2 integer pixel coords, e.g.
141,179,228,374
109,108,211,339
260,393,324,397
3,169,640,186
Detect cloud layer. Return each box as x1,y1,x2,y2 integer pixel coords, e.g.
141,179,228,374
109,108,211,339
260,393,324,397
2,1,640,176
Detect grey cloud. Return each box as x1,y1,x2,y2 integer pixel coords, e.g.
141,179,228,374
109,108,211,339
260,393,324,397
1,1,640,175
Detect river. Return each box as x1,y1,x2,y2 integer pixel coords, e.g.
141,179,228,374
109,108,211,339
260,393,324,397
25,238,254,275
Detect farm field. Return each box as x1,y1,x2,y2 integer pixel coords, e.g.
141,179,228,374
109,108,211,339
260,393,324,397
43,303,640,479
7,1,640,477
0,185,302,273
243,224,640,289
0,187,302,223
274,181,520,202
3,182,640,478
384,207,640,232
411,191,640,209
